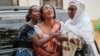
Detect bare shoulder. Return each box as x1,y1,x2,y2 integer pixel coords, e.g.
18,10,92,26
37,22,44,28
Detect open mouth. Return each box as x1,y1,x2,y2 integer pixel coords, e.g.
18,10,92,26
47,12,52,15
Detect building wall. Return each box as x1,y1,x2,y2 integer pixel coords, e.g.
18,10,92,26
28,0,40,6
83,0,100,20
18,0,100,20
19,0,28,6
19,0,40,6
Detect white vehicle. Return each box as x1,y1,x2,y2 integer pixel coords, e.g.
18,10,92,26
0,6,28,30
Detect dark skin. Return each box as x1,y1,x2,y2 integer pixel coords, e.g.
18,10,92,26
68,5,77,19
33,5,61,56
30,6,40,24
27,5,61,56
29,33,60,47
29,6,60,47
56,35,80,45
56,5,80,44
27,5,60,56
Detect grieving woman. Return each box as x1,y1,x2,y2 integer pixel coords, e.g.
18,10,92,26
33,4,64,56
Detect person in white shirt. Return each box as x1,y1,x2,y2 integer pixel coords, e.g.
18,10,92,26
57,0,99,56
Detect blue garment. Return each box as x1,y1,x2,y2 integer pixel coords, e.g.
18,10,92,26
18,33,28,41
16,48,33,56
16,29,35,56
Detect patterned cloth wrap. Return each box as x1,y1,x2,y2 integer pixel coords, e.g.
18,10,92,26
16,24,35,56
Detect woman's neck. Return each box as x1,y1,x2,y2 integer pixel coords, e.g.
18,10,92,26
43,18,54,27
31,19,37,25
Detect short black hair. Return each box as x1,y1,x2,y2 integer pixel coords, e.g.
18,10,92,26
40,4,56,21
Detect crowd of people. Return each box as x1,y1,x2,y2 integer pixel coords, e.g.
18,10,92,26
15,0,99,56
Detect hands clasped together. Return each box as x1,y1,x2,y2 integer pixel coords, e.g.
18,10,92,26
49,32,81,45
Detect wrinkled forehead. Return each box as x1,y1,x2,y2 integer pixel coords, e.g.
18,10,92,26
32,6,40,10
43,5,52,9
69,0,85,10
69,1,78,8
69,2,77,7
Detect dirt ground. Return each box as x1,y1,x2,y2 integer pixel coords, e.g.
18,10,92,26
94,31,100,48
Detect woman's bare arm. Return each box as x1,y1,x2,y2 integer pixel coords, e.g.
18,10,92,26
29,33,60,47
34,46,50,56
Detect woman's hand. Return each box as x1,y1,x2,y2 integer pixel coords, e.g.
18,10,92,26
74,38,80,45
51,52,59,56
70,38,80,45
56,35,69,42
70,38,75,44
49,32,61,37
34,46,51,56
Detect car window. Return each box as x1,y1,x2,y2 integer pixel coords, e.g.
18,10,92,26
56,9,69,23
0,11,27,56
0,12,26,29
57,13,69,23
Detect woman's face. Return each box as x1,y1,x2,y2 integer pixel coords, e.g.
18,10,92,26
42,5,54,19
31,6,40,21
68,5,77,19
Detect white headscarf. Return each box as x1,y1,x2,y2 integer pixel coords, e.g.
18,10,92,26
64,0,98,55
65,0,94,41
68,0,87,25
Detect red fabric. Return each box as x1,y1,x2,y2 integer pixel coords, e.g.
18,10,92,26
45,21,60,53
